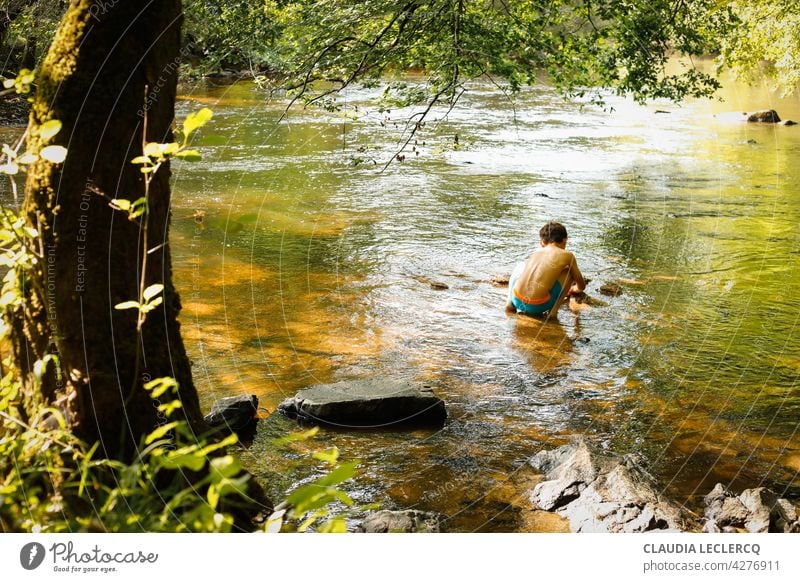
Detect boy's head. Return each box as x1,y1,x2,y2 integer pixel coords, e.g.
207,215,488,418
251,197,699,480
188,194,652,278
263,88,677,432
539,221,568,245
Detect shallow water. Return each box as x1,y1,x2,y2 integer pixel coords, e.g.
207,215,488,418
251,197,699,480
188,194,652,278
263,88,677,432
169,76,800,531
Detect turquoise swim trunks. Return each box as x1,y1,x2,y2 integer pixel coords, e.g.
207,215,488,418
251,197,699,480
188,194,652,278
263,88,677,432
508,264,563,315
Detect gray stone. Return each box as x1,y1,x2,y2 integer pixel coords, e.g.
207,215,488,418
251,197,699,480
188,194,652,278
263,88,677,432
529,439,695,533
702,484,800,533
204,394,258,431
747,109,781,123
357,510,441,533
739,488,777,533
704,483,749,527
277,380,447,428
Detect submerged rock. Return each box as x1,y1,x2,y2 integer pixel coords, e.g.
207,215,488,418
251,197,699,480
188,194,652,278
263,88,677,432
599,282,623,296
569,291,608,307
704,483,800,533
357,510,441,533
277,379,447,428
411,274,449,290
490,273,511,287
529,439,697,532
204,394,259,433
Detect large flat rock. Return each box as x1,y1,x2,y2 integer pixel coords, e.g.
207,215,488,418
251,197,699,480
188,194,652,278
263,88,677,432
277,380,447,428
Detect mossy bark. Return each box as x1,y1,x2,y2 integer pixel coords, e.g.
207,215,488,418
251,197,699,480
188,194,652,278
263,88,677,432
15,0,204,459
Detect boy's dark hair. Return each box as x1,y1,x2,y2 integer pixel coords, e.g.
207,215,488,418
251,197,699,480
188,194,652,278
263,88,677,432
540,221,568,244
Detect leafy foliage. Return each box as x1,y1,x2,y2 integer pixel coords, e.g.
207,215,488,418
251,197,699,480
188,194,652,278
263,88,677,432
265,426,359,533
269,0,733,109
0,369,257,532
183,0,287,72
717,1,800,95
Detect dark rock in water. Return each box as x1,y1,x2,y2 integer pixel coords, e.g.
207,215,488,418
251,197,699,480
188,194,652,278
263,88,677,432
747,109,781,123
780,119,798,126
277,380,447,428
703,483,800,533
599,282,623,297
529,439,696,532
490,273,511,287
570,291,608,307
411,275,449,290
357,510,441,533
204,394,259,433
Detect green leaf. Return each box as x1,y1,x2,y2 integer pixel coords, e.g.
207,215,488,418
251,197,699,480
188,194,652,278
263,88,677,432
318,517,347,533
143,283,164,301
273,426,319,445
162,450,207,472
130,156,150,165
40,146,67,163
174,149,202,161
265,510,285,533
312,447,340,465
0,162,19,175
162,142,180,156
0,291,19,307
210,455,242,479
144,421,181,445
157,400,182,416
17,152,38,164
183,108,213,138
144,142,162,158
144,376,178,398
39,120,62,140
111,199,131,212
314,461,358,488
114,300,140,310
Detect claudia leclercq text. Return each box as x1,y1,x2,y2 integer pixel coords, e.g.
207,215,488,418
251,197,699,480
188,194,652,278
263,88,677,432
643,560,780,574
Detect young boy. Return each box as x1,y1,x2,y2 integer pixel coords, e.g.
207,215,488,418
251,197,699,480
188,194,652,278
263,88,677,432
506,221,586,318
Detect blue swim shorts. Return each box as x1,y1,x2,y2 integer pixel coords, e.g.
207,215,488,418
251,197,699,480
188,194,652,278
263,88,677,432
508,271,563,316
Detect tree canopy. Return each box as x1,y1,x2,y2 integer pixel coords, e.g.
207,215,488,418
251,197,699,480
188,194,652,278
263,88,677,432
270,0,733,108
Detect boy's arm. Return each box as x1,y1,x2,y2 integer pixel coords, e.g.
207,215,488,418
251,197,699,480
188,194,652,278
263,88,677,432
569,254,586,291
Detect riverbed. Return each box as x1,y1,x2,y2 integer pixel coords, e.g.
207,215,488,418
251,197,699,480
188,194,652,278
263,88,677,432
170,76,800,531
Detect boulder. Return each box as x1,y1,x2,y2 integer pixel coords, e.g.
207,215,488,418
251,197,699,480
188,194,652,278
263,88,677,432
357,510,441,533
529,439,696,532
780,119,798,126
746,109,781,123
277,380,447,428
702,483,800,533
204,394,258,432
703,483,749,529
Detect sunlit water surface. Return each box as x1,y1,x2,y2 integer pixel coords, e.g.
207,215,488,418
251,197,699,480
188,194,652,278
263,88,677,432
167,77,800,531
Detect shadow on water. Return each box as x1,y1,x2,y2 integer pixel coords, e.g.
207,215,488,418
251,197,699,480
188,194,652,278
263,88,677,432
171,76,800,531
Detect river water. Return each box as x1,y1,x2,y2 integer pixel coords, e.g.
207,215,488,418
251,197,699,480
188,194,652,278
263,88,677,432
169,77,800,531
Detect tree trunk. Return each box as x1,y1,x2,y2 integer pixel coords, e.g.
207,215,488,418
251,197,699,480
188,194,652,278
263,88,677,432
16,0,204,460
